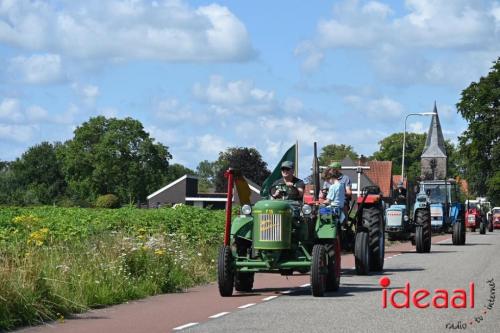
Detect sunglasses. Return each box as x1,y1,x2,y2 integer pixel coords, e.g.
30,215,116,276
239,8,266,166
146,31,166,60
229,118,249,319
281,167,291,171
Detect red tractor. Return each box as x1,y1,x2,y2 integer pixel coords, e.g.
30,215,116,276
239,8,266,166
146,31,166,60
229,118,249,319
465,198,490,234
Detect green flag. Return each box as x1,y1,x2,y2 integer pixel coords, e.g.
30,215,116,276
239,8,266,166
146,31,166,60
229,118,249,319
260,144,296,197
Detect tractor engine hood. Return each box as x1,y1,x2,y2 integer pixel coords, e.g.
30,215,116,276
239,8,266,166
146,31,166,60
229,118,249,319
252,200,294,250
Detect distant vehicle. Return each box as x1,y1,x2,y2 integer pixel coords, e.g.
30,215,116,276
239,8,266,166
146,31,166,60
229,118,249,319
465,198,491,234
491,207,500,230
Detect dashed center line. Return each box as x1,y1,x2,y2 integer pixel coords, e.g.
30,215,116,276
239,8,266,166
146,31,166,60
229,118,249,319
173,322,199,330
281,290,292,294
262,295,278,301
208,312,229,319
238,303,256,309
300,283,311,287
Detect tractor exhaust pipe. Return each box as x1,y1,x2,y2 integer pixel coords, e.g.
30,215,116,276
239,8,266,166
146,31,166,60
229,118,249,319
224,168,235,246
313,142,320,201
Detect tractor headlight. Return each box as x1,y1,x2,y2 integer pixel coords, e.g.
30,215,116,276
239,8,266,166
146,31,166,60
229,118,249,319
302,204,312,216
404,215,409,222
241,204,252,215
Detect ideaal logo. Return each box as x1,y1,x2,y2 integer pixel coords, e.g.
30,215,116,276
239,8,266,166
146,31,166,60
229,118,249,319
379,277,496,330
379,277,474,309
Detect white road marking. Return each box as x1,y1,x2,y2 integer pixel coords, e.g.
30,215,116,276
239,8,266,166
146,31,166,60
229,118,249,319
262,295,278,301
208,312,229,319
173,322,199,330
351,267,356,269
238,303,256,309
300,283,311,287
281,290,292,294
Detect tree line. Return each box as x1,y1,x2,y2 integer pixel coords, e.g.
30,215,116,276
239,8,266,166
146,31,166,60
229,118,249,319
0,59,497,206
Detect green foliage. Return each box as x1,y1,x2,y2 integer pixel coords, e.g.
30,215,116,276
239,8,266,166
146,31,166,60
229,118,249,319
0,206,225,330
372,132,426,181
165,163,195,183
318,144,358,165
457,57,500,205
213,147,271,192
196,160,221,192
58,116,171,205
0,142,66,205
95,194,121,209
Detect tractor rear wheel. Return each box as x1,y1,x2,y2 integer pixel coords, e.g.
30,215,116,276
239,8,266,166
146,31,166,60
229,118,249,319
459,221,466,245
326,239,341,292
415,209,431,253
311,244,327,297
355,231,370,275
235,272,254,292
217,245,234,297
480,221,486,234
364,206,384,271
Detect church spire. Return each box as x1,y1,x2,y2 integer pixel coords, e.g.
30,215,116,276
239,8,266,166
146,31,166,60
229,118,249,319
422,102,446,158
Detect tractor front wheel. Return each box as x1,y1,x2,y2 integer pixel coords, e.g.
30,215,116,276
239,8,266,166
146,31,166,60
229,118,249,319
326,239,341,292
452,222,465,245
311,244,327,297
480,221,486,234
217,245,234,297
415,209,431,253
364,206,384,271
355,231,370,275
235,272,254,292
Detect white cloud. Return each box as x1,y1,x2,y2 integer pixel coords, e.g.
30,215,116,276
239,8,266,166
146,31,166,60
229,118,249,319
344,95,404,119
98,107,118,118
0,124,36,143
0,0,255,63
408,121,426,133
26,105,49,122
72,83,100,106
154,98,209,124
197,134,229,155
194,75,274,105
0,98,24,123
193,75,276,115
298,0,499,85
8,53,63,84
282,97,304,113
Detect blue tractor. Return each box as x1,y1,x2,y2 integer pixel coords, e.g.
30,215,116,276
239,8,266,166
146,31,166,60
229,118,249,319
418,179,465,245
385,183,432,253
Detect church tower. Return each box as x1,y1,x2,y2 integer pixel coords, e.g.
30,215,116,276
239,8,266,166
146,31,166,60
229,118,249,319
421,102,447,180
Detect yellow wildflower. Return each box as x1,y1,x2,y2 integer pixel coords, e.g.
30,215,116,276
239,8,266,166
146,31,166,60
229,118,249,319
27,228,49,246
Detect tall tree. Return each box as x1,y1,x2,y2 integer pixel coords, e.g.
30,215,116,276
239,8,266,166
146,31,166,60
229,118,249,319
9,142,66,205
318,144,358,166
213,147,271,192
58,116,171,204
372,133,426,181
457,58,500,204
165,163,195,183
196,160,221,192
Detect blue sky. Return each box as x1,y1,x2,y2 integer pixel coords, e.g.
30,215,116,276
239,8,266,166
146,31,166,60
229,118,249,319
0,0,498,178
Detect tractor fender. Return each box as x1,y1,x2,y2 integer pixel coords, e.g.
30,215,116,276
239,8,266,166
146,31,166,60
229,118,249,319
315,212,338,239
357,194,381,204
231,216,253,240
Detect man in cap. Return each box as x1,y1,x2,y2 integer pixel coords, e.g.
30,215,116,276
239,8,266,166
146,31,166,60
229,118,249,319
320,161,352,215
271,161,305,201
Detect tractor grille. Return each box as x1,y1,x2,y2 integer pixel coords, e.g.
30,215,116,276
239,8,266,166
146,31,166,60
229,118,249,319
259,214,282,241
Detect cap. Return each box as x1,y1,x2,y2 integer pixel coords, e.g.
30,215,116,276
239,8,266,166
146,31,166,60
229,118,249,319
329,161,342,169
281,161,294,169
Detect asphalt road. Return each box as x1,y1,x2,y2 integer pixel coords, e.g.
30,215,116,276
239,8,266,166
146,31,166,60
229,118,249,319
15,232,499,333
187,232,499,333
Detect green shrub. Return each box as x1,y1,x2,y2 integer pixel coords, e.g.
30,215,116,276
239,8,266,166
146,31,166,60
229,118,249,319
95,194,121,209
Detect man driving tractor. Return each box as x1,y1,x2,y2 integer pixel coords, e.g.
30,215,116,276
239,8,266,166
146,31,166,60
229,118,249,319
270,161,305,200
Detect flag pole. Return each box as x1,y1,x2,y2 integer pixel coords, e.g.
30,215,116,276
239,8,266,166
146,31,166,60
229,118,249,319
295,140,298,177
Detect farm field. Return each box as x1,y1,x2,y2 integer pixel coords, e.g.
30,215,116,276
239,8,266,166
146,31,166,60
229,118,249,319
0,206,224,331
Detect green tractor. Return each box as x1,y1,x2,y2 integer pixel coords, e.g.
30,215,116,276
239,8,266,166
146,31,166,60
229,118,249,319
217,144,385,297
